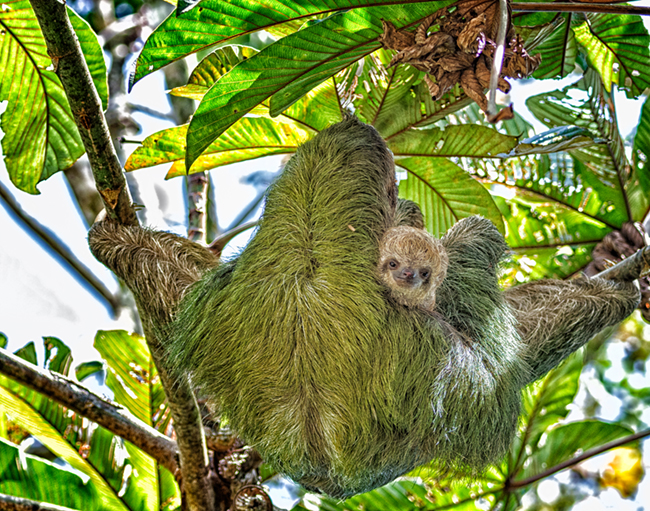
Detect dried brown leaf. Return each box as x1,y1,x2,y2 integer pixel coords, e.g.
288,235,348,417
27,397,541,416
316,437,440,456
380,20,415,51
457,14,487,54
460,68,488,112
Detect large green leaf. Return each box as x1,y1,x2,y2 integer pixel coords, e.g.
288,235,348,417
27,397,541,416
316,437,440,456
526,71,633,225
389,125,519,158
630,96,650,221
94,330,180,510
170,44,342,132
186,2,450,168
573,13,650,97
132,0,453,85
530,14,577,80
0,337,176,511
519,420,633,481
397,157,504,237
0,437,101,509
125,117,310,178
0,0,108,194
341,49,472,138
0,386,127,510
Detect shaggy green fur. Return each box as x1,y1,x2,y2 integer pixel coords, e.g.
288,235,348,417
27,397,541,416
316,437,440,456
170,118,529,497
89,117,639,499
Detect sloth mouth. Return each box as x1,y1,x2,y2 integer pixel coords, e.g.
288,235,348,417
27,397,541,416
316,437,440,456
393,277,417,287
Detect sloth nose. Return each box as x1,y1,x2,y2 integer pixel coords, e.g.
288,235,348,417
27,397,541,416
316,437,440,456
401,268,414,279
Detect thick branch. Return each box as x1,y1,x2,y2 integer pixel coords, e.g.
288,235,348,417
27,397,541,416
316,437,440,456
0,348,179,475
0,181,119,315
28,3,216,509
512,2,650,16
0,494,76,511
29,0,136,226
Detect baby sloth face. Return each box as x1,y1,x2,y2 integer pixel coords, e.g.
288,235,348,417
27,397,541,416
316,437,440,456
378,226,449,311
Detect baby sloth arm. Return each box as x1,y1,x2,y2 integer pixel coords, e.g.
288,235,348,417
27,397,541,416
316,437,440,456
377,225,448,310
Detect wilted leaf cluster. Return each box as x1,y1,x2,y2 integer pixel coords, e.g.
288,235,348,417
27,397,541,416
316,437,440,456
379,0,541,115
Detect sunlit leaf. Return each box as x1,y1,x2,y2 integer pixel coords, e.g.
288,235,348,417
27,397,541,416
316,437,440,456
0,0,107,194
520,420,633,480
509,352,583,473
0,437,101,509
530,14,577,80
95,330,180,510
526,71,632,225
126,117,310,178
397,157,504,237
573,13,650,97
186,1,451,168
132,0,454,85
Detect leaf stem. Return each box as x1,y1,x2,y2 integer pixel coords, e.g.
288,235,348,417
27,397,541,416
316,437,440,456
512,2,650,16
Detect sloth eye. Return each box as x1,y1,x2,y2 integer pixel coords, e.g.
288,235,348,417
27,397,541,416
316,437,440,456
421,270,430,279
388,260,398,269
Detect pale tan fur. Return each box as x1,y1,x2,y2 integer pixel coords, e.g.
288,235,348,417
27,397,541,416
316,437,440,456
378,225,449,310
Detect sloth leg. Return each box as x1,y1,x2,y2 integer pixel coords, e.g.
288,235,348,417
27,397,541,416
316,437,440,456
88,220,218,333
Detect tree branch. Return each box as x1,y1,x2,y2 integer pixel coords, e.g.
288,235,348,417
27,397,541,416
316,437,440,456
509,427,650,488
0,494,77,511
27,3,216,509
0,348,179,475
29,0,136,226
0,181,119,315
595,245,650,282
511,2,650,16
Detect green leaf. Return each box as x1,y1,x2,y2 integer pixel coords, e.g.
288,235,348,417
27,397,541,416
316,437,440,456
186,2,451,168
520,420,633,480
68,8,109,110
132,0,452,85
0,386,128,510
14,343,37,365
531,14,577,80
573,13,650,97
169,45,259,101
507,126,601,156
0,437,100,509
75,361,105,382
0,334,6,349
0,0,107,194
42,337,72,375
630,96,650,221
526,71,632,225
94,330,180,510
125,117,310,177
397,157,504,237
510,351,583,472
389,125,519,158
342,50,472,138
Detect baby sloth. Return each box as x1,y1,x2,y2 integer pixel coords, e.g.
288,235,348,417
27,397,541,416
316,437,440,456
378,225,449,310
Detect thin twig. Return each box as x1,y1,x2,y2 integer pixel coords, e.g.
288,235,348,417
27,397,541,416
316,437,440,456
209,221,259,256
0,494,77,511
0,181,119,315
512,2,650,16
0,348,179,475
509,427,650,488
